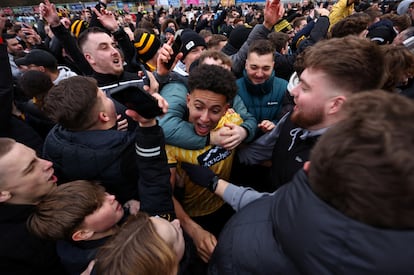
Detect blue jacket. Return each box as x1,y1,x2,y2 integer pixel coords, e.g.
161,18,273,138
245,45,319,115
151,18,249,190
236,71,288,138
210,170,414,274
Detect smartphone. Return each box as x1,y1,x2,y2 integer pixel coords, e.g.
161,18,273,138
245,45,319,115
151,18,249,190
110,84,163,119
165,35,182,70
139,63,150,87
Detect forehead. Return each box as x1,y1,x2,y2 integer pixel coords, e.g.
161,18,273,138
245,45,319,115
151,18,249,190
86,32,114,47
300,67,336,90
7,38,19,45
0,143,34,178
189,89,227,106
247,52,274,64
202,57,223,66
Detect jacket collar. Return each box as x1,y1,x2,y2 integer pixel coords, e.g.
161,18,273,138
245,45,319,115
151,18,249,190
242,69,275,95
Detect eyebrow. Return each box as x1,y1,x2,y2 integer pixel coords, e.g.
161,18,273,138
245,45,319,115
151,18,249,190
22,158,37,175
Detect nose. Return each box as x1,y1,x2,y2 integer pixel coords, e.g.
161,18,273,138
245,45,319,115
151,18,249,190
106,193,116,203
171,219,181,228
255,69,264,78
111,47,120,56
199,110,209,123
41,159,53,171
290,84,300,97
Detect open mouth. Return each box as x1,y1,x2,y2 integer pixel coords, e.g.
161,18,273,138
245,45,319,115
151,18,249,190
196,123,210,136
48,174,58,183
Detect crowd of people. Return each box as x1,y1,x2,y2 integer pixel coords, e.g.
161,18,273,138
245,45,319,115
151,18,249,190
1,0,414,274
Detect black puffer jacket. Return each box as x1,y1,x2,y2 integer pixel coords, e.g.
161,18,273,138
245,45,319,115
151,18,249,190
43,125,139,204
210,170,414,274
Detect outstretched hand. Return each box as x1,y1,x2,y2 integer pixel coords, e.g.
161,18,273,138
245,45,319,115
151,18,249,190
92,7,118,32
39,0,60,27
263,0,285,30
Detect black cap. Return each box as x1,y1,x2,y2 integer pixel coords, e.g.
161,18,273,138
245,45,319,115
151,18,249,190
15,49,58,69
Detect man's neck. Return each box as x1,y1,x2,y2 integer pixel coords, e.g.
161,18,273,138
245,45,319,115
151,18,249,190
88,226,118,241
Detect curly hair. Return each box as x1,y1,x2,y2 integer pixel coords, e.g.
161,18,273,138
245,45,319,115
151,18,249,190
188,64,237,102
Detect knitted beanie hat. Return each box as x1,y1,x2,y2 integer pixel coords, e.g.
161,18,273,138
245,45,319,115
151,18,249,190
134,32,162,63
274,19,293,33
70,19,88,38
180,30,206,59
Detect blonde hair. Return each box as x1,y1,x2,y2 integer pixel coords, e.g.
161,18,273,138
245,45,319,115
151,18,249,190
96,213,178,275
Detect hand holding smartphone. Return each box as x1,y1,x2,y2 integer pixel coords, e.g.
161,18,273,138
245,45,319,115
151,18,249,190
110,84,163,119
165,35,182,70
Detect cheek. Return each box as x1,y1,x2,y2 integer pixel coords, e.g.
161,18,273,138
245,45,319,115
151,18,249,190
210,113,223,124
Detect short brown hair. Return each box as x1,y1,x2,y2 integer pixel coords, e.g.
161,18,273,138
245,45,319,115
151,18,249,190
96,213,178,275
309,90,414,229
329,15,370,38
382,45,414,92
199,50,232,68
77,27,107,53
303,36,385,93
248,39,275,57
0,138,16,187
268,32,290,53
43,76,100,130
207,34,227,49
27,180,105,240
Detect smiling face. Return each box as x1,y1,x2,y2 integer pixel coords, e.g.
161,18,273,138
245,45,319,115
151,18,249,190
290,68,341,130
187,89,229,136
82,32,123,76
245,52,274,85
0,142,57,205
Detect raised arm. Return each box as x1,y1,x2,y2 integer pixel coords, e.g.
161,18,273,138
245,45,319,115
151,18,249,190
41,0,93,75
230,0,285,76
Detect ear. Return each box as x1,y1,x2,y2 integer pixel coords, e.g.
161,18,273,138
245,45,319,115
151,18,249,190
303,161,311,174
0,191,12,203
39,66,46,73
72,229,94,241
186,93,191,108
98,111,110,123
84,53,95,65
327,95,346,115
